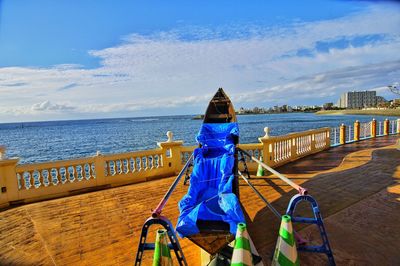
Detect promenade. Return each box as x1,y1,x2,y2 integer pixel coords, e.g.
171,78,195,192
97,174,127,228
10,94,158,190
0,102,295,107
0,135,399,265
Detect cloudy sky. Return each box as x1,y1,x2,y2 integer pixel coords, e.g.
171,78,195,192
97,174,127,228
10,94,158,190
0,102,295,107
0,0,399,122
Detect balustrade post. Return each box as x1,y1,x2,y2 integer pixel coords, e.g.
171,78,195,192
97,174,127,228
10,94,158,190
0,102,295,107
0,146,20,207
258,127,273,165
397,119,400,134
290,138,297,159
354,120,360,141
340,124,346,145
94,151,106,186
325,128,331,148
383,119,389,135
157,131,184,175
0,146,5,161
371,119,377,138
310,133,316,152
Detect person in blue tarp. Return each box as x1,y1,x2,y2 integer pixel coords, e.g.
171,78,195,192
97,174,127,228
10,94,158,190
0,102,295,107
176,123,245,237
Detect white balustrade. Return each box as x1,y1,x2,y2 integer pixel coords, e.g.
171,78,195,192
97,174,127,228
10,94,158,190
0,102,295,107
104,150,163,177
16,158,95,190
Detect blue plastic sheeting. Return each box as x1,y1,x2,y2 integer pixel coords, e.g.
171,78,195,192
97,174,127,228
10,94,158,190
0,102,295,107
176,123,245,237
196,123,239,148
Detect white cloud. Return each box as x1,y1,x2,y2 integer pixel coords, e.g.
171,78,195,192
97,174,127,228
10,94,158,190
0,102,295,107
0,4,399,122
233,60,400,103
31,100,75,112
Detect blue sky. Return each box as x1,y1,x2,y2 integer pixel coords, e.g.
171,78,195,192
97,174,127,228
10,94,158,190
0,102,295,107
0,0,399,122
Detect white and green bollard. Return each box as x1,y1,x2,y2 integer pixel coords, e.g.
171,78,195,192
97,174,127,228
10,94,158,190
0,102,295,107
272,215,299,266
231,223,253,266
153,229,173,266
256,156,265,177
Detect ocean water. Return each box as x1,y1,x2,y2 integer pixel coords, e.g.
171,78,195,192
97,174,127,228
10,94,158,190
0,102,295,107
0,113,397,164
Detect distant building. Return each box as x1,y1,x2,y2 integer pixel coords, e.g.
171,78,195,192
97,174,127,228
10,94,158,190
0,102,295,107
238,107,245,114
323,102,334,110
376,96,387,105
389,98,400,108
338,91,380,109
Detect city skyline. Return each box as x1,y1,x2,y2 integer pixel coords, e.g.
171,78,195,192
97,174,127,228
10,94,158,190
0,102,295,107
1,1,400,122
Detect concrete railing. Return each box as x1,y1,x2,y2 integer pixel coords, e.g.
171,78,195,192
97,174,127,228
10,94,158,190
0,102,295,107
331,118,399,146
0,121,398,208
259,127,331,168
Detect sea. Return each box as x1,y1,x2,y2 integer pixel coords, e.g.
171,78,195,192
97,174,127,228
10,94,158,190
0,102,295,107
0,113,397,164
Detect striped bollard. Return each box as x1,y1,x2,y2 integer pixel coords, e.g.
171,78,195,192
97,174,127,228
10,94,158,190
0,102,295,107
371,119,376,138
354,120,360,141
383,119,389,135
272,215,299,266
231,223,253,266
339,124,346,145
153,229,173,266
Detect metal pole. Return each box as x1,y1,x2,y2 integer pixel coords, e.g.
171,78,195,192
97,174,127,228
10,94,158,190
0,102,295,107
238,148,307,195
152,154,193,218
238,170,281,219
239,169,308,245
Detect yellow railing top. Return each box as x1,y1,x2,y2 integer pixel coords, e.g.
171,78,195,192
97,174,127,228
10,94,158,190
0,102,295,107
263,127,330,141
180,145,197,152
102,148,163,161
238,143,263,149
16,156,95,172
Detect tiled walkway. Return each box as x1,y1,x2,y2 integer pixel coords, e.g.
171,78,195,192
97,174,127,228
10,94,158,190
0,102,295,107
0,135,398,265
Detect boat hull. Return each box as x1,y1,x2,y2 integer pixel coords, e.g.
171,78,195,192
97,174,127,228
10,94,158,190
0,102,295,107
203,88,237,124
186,88,240,255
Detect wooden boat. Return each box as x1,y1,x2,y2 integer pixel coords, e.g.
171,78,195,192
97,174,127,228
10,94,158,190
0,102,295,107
186,88,240,255
203,88,237,124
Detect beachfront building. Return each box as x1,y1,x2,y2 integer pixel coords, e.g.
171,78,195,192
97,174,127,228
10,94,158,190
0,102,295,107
392,98,400,107
337,90,382,109
323,102,334,110
376,96,387,105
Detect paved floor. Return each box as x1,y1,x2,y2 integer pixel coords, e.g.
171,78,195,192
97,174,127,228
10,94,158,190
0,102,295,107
0,135,398,265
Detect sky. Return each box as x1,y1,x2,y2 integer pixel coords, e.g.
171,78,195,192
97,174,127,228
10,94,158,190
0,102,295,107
0,0,399,122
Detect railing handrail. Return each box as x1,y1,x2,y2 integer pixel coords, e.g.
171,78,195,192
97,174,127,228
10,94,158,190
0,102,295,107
179,145,197,152
265,127,330,141
238,143,263,148
16,156,95,171
102,148,163,160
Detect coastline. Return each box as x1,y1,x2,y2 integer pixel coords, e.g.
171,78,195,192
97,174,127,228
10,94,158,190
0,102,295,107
192,111,317,119
316,109,400,117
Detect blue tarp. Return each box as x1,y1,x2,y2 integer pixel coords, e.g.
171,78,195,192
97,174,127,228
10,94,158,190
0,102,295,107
176,123,245,237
